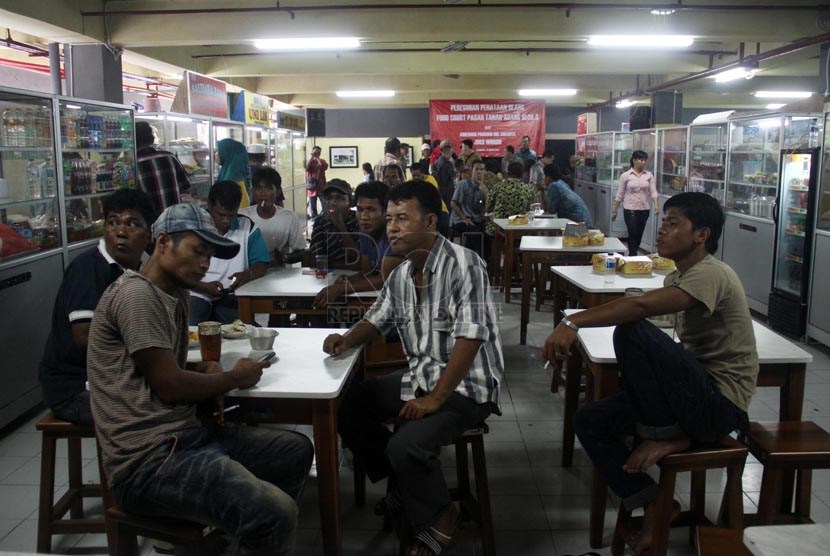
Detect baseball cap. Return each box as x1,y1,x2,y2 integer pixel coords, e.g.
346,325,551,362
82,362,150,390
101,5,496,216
322,178,352,197
151,203,241,260
421,143,431,151
246,143,267,154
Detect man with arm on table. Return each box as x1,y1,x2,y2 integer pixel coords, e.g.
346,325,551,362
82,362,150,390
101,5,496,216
543,192,757,556
39,189,155,426
88,203,313,556
309,179,361,270
324,182,504,556
189,181,269,324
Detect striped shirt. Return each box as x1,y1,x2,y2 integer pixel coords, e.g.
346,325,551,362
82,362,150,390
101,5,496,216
88,271,199,489
363,235,504,412
136,147,191,215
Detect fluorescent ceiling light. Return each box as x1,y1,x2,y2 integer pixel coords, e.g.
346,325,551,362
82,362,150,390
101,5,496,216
254,37,361,51
587,35,694,48
650,9,676,15
712,67,757,83
765,103,786,110
336,90,395,98
616,99,635,108
518,88,578,97
754,91,813,99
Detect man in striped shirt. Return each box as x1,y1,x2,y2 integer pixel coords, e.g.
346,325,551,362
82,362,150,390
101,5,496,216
324,182,504,556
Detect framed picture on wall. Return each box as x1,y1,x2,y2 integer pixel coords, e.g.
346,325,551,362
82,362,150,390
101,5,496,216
329,146,359,168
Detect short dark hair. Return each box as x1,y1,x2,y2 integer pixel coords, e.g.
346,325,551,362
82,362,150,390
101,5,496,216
354,180,389,209
362,162,373,173
432,139,441,148
522,135,531,141
208,180,243,211
505,145,515,154
664,192,724,254
384,164,404,178
471,159,486,169
252,167,282,189
102,189,156,227
542,149,555,159
388,180,442,218
507,161,524,178
385,137,401,154
409,162,422,171
543,164,561,181
135,121,154,147
454,158,466,170
462,139,474,149
631,150,649,167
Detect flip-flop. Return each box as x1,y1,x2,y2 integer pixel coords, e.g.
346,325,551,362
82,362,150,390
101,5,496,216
410,515,461,556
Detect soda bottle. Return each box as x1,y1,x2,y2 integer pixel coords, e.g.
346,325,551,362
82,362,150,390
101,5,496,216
26,159,42,199
65,112,76,148
40,153,56,197
604,253,617,284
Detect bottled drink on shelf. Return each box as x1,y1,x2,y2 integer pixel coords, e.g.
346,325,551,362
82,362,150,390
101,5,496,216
809,118,820,149
35,107,51,147
40,154,56,198
1,108,12,147
23,109,36,146
13,109,25,147
65,112,77,148
26,159,42,199
77,111,89,148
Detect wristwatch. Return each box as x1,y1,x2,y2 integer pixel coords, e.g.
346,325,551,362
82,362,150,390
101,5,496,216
561,318,579,332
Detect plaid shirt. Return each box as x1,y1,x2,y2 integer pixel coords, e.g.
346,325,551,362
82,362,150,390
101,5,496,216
364,235,504,412
137,148,191,215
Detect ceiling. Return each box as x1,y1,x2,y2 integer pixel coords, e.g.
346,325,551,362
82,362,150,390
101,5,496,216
1,1,829,111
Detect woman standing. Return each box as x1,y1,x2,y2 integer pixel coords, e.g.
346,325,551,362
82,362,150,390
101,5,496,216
613,149,658,255
216,138,251,208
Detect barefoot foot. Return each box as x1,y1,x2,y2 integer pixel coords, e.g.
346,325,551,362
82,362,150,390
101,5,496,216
623,437,691,474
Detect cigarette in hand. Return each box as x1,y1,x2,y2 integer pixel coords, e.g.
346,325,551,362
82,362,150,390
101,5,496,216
544,360,551,370
213,404,240,417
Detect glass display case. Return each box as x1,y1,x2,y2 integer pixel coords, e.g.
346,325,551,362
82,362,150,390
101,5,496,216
135,112,211,201
595,132,614,185
58,97,136,246
613,131,633,183
688,123,728,202
657,127,688,197
273,128,293,182
0,89,60,263
727,116,782,218
211,118,245,178
574,135,587,181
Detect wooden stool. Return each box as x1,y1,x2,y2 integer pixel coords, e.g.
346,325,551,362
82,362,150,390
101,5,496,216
695,526,751,556
94,439,219,556
36,413,104,553
740,421,830,525
611,437,748,556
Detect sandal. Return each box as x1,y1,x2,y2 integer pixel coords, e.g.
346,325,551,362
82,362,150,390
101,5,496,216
409,510,461,556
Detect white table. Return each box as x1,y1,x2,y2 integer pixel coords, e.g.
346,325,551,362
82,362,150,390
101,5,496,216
234,267,378,324
491,218,573,303
189,328,362,556
518,235,628,344
744,523,830,556
560,309,813,548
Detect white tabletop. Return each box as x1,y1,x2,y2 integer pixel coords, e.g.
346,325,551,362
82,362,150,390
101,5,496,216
494,217,573,231
234,267,377,299
551,265,667,293
187,328,362,399
744,524,830,556
564,309,813,365
519,235,629,254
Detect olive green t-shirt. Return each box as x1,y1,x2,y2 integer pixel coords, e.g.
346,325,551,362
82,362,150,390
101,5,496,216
664,254,758,412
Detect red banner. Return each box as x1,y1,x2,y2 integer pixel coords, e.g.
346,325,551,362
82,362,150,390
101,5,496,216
186,71,228,119
429,99,546,157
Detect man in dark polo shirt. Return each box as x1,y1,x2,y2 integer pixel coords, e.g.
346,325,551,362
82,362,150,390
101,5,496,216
38,189,155,425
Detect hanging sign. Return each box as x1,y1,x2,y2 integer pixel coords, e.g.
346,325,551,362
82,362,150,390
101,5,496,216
429,99,546,157
170,71,228,118
231,91,271,126
277,112,306,132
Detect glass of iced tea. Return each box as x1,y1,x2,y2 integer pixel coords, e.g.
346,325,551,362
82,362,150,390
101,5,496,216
198,321,222,362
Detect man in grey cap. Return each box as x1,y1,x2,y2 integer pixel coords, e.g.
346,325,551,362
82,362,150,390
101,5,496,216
87,202,314,556
309,179,360,269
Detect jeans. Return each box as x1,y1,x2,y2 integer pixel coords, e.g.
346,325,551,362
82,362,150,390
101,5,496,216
52,390,94,427
114,425,314,556
339,370,492,534
189,294,240,325
308,195,327,220
623,209,651,255
451,221,490,262
574,320,747,510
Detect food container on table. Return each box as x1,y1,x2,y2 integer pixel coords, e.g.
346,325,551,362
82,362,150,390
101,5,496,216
248,328,278,350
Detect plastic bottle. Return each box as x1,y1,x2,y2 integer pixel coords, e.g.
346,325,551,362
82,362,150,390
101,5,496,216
13,109,25,146
1,109,12,146
65,112,76,148
604,253,617,284
23,109,35,146
37,107,51,147
40,153,56,197
26,159,42,199
809,118,820,149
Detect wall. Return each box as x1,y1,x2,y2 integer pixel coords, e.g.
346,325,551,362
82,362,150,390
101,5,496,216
305,136,423,185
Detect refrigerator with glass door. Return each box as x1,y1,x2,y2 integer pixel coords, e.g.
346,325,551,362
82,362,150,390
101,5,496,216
768,148,820,337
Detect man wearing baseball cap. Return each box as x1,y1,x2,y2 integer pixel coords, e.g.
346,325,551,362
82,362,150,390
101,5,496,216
309,178,360,269
87,202,314,556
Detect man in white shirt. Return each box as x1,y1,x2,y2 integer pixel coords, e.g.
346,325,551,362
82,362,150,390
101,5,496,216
239,167,306,265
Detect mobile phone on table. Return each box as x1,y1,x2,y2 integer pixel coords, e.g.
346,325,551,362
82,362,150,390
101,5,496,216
258,352,275,362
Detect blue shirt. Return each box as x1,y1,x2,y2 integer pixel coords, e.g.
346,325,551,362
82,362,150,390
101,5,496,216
547,179,593,228
39,240,124,407
358,231,392,273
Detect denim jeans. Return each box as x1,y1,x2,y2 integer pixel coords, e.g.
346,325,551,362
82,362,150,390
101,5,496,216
339,370,492,534
574,320,747,510
114,425,314,556
52,390,94,427
623,209,651,255
189,294,240,326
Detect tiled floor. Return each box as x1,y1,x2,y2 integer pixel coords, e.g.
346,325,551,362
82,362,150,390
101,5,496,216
1,300,829,555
